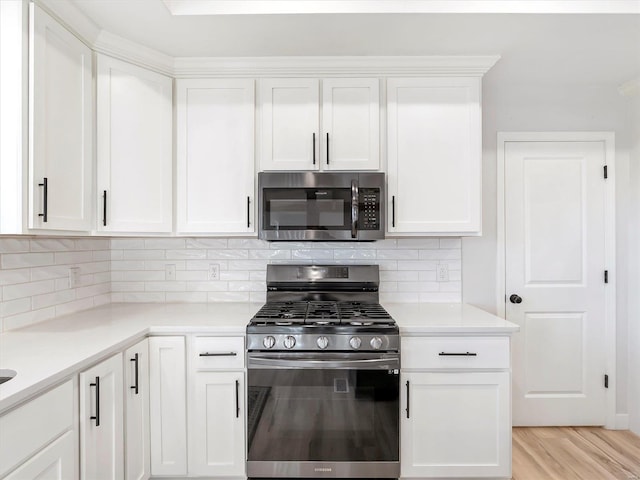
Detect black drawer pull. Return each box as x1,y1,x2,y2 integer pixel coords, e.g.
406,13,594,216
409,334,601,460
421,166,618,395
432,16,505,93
89,376,100,426
406,380,410,418
235,379,240,418
312,133,316,165
439,352,477,356
199,352,238,357
102,190,107,226
38,177,48,222
130,353,139,395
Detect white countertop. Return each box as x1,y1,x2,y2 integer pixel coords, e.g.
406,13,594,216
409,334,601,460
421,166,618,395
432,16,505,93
0,302,517,414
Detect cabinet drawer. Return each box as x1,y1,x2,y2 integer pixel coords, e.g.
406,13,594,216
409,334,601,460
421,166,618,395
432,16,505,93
193,336,245,370
402,336,509,370
0,379,75,477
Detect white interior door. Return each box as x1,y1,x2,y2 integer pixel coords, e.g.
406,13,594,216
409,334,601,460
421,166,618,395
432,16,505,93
505,140,608,426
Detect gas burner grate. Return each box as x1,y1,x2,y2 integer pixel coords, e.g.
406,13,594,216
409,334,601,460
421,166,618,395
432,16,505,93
253,301,308,322
305,301,341,324
337,301,393,323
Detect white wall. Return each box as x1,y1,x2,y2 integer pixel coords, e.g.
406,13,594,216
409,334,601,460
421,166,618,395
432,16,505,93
463,77,634,418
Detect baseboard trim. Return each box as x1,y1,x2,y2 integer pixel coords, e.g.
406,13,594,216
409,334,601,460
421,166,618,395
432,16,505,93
609,413,630,430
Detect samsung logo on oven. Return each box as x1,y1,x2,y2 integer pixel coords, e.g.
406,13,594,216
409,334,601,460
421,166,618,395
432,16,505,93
314,467,332,472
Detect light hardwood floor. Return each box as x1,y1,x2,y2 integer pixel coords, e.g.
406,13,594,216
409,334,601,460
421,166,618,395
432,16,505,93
513,427,640,479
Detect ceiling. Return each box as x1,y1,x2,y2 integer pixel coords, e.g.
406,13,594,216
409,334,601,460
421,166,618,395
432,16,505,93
70,0,640,86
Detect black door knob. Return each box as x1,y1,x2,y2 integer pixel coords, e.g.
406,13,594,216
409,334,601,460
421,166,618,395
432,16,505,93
510,294,523,304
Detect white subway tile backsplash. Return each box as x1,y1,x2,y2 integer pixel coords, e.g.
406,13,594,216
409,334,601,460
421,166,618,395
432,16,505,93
0,238,31,253
2,252,54,269
333,249,376,260
3,279,55,300
186,238,227,249
0,237,111,331
0,235,462,331
30,238,75,252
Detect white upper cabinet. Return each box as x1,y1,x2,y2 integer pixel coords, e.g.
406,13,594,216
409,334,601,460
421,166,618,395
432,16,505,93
260,78,380,171
260,78,320,171
387,77,482,235
29,4,93,231
96,55,173,233
322,78,379,170
176,79,255,234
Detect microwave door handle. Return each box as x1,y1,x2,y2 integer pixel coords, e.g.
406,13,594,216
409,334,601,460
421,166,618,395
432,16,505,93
351,180,358,238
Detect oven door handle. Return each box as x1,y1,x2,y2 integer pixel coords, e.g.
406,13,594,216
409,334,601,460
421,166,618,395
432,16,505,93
351,179,359,239
248,355,399,370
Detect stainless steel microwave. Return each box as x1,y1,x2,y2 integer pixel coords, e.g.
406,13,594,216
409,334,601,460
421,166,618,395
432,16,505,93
258,172,385,241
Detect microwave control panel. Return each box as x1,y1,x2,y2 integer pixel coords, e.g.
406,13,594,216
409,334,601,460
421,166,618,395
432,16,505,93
359,188,381,229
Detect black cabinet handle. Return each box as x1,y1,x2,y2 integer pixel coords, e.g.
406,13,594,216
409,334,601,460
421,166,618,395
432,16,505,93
38,177,48,223
235,379,240,418
326,132,330,165
312,133,316,165
439,352,477,356
102,190,107,227
89,376,100,426
509,294,523,304
130,353,139,395
199,351,238,357
406,380,410,418
247,196,251,228
391,196,395,228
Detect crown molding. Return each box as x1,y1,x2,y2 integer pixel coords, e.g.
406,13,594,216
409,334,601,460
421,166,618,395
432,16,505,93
93,30,174,77
171,55,501,78
619,77,640,96
34,0,100,46
33,1,500,78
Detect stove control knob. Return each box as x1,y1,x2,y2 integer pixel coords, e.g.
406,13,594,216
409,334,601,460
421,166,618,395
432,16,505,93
370,336,383,350
317,336,329,350
349,337,362,350
283,335,296,349
263,336,276,349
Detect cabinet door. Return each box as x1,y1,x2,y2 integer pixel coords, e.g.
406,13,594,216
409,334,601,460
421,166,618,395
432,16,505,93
322,78,379,170
189,372,245,477
79,353,124,480
401,371,511,478
176,79,255,234
96,55,172,233
387,77,481,235
260,78,319,171
29,4,93,231
4,430,77,480
124,339,150,480
149,336,187,476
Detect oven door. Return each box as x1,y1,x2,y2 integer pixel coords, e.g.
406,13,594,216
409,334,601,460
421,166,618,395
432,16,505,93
247,352,400,478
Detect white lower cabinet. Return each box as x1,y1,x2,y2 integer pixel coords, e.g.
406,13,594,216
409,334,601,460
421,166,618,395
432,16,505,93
189,371,245,477
149,336,188,476
79,353,124,480
4,430,76,480
0,379,78,479
401,336,512,479
124,339,151,480
188,335,245,477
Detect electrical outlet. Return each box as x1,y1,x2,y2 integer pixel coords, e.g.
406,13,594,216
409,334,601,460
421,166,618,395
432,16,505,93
437,263,449,282
165,264,176,281
68,267,80,288
208,263,220,281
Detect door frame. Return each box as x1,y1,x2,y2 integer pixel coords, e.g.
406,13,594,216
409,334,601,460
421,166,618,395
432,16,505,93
496,131,618,429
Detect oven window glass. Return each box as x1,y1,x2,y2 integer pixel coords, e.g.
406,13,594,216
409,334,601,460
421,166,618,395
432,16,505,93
263,188,350,231
247,368,399,462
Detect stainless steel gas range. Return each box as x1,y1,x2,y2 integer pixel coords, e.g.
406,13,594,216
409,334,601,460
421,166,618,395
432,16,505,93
246,264,400,479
